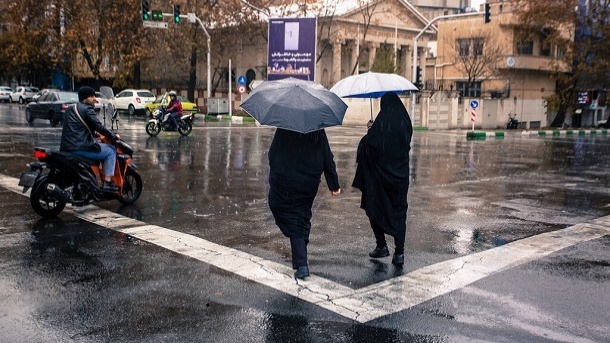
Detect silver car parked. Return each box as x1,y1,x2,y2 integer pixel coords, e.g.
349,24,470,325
0,86,13,103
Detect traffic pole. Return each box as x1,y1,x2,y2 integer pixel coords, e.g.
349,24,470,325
471,108,476,131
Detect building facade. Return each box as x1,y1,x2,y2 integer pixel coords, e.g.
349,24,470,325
434,0,566,128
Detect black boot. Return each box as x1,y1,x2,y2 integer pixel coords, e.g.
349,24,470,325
392,253,405,266
369,246,390,258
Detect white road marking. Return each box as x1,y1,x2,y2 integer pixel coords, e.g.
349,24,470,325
1,174,608,323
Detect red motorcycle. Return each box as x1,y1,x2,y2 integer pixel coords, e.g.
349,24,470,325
18,136,143,218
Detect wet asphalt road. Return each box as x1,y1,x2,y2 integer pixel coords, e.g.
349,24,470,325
0,102,608,342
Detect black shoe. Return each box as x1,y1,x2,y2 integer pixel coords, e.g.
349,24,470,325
101,181,119,193
392,253,405,266
294,266,310,280
369,246,390,258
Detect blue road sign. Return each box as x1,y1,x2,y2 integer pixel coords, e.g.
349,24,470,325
470,100,479,109
237,75,247,85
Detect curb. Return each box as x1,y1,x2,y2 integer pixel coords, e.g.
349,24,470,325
522,129,608,136
199,114,255,123
466,131,505,139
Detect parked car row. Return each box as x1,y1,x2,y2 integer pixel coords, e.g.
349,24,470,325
2,85,200,126
0,86,44,104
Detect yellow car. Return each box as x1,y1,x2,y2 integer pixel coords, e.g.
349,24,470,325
145,93,198,117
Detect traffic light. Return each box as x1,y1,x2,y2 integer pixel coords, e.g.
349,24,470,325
173,5,181,23
151,10,162,21
415,66,422,89
141,0,149,20
484,3,491,23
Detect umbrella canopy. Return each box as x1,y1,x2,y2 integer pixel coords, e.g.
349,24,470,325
330,72,418,99
241,78,348,134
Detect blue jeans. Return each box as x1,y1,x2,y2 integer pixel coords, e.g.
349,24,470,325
72,143,117,178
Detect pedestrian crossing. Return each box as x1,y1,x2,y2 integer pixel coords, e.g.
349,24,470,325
1,173,608,323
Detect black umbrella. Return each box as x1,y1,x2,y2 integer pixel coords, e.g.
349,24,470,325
240,78,348,134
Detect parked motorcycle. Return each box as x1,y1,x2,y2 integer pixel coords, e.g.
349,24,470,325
507,113,519,129
18,136,143,218
146,106,193,137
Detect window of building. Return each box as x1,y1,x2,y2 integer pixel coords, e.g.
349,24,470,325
517,41,534,55
458,38,484,57
456,81,482,97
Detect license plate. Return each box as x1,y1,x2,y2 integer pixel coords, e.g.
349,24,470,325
18,171,40,188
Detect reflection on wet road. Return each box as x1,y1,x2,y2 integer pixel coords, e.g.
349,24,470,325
0,104,609,341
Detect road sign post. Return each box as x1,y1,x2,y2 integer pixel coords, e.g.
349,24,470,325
470,100,479,131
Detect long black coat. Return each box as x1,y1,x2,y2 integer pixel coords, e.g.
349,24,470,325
352,92,412,239
268,128,340,239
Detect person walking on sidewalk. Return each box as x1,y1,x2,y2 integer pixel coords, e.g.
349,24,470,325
268,128,341,280
352,92,412,266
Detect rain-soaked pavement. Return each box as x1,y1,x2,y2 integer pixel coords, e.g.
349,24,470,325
0,102,608,342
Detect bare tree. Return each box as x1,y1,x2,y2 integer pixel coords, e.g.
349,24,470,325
446,29,508,96
349,0,379,75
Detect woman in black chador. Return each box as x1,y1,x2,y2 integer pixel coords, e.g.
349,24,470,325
268,128,341,280
352,92,412,266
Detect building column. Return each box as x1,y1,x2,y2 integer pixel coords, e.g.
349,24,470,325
368,42,378,70
351,40,359,75
332,41,342,84
401,45,411,80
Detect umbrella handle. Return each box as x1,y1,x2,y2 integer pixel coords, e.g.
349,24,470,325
370,98,373,120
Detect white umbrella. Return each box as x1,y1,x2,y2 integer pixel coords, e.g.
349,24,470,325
330,72,418,120
330,72,418,99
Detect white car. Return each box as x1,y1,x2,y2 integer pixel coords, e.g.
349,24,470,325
110,89,156,115
10,86,39,104
0,86,13,102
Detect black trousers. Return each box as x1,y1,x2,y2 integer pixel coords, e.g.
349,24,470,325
289,237,308,269
370,218,405,255
168,112,180,129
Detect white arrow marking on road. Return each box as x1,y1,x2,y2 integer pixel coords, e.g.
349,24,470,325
1,174,608,323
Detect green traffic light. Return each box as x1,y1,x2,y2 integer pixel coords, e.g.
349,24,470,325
152,10,162,21
174,16,180,23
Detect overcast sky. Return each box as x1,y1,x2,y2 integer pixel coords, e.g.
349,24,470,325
471,0,485,10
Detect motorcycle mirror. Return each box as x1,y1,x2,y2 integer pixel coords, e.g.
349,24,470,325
105,103,115,119
100,86,114,100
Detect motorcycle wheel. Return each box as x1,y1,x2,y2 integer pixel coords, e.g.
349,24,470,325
146,122,161,136
30,174,67,218
178,122,192,136
118,167,143,205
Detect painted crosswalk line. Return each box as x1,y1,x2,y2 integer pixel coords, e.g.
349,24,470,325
1,174,608,323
